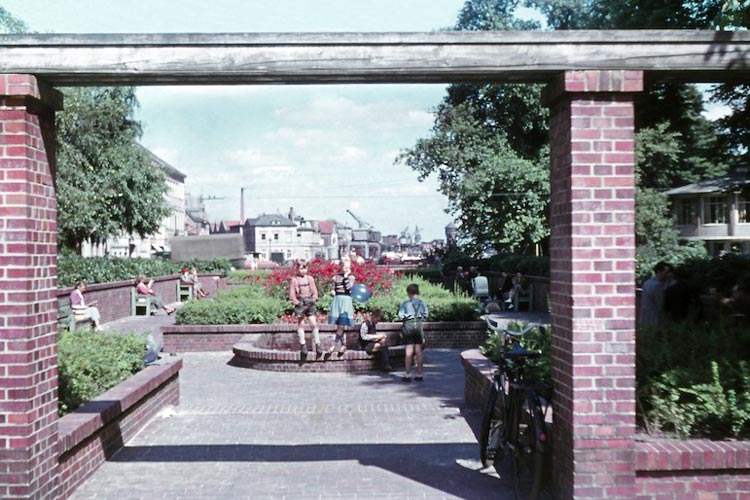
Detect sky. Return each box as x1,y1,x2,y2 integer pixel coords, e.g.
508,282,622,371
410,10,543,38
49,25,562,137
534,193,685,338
2,0,541,242
2,1,729,242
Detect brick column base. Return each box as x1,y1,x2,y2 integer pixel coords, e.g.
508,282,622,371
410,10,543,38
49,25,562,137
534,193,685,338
0,74,62,500
543,70,643,499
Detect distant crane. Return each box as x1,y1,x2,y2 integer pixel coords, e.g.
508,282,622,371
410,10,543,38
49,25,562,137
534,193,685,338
199,194,226,203
414,226,423,244
400,226,412,245
346,209,373,229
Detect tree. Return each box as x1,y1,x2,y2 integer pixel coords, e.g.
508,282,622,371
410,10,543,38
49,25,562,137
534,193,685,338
398,103,549,255
399,0,549,255
0,6,172,253
56,87,170,253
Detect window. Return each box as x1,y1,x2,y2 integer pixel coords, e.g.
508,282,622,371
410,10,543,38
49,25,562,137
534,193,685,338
706,196,728,224
286,249,292,258
261,233,266,240
677,198,697,225
273,233,279,240
739,196,750,224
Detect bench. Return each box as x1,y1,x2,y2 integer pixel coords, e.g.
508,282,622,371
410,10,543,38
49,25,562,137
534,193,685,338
513,284,534,312
58,297,95,331
177,281,193,302
131,288,154,316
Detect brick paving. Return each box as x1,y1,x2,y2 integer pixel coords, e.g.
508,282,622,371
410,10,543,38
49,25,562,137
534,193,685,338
69,348,516,499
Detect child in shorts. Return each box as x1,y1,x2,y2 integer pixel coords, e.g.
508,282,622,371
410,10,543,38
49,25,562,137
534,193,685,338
359,308,391,372
289,260,321,358
397,283,429,382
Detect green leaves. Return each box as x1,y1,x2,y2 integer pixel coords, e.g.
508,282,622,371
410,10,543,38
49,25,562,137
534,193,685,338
398,102,549,255
57,329,146,415
56,87,171,252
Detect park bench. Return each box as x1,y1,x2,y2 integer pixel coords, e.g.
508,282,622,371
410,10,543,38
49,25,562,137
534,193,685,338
513,284,534,312
58,296,95,331
131,288,154,316
177,281,193,302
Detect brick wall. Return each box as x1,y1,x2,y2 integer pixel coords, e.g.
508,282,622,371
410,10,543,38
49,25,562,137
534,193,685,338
57,274,226,323
0,75,63,500
462,349,750,499
543,70,643,499
163,321,488,352
57,359,182,500
635,439,750,499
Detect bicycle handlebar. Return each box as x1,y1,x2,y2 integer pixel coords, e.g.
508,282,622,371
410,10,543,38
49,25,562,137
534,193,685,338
483,314,539,337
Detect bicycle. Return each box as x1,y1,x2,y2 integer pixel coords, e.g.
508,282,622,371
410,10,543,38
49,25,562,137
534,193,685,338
480,315,552,500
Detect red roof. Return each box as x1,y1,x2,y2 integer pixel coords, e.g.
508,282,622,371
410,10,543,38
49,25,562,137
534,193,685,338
223,220,241,228
318,220,335,234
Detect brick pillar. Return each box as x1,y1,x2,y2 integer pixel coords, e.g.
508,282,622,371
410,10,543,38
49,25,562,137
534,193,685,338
0,75,62,500
542,70,643,499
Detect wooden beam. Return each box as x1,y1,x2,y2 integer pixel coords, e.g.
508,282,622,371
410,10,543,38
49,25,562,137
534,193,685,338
0,30,748,85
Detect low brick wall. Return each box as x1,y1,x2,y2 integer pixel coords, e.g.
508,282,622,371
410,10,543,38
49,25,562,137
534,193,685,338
163,321,488,352
461,349,750,499
636,440,750,499
57,359,183,500
57,274,226,324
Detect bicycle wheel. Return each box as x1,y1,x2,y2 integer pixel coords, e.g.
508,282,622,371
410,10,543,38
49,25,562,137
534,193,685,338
479,377,506,467
510,390,546,500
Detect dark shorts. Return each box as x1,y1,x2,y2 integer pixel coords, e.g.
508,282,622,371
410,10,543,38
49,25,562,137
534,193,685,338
401,320,424,345
361,340,378,355
294,298,318,318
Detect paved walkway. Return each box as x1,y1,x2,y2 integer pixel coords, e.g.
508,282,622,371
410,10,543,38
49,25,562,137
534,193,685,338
70,349,517,500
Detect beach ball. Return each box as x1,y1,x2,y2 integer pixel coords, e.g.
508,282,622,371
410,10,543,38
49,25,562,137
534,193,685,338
351,283,373,303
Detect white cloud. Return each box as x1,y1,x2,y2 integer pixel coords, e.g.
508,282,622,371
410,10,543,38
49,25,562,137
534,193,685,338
273,95,435,131
223,148,290,168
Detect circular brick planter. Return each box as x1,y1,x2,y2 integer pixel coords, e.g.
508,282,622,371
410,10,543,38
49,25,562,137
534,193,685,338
231,333,405,372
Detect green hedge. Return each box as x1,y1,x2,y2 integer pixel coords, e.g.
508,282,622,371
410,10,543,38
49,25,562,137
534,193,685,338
176,273,478,325
57,252,233,287
637,321,750,439
57,329,146,415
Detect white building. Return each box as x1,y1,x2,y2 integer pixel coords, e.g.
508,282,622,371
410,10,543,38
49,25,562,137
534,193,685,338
243,213,324,263
667,168,750,255
86,146,187,258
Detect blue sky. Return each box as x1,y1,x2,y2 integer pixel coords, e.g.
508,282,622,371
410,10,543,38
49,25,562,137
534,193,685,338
4,0,530,241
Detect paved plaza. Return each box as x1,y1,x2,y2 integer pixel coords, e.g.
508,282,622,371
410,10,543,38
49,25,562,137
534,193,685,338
69,348,516,499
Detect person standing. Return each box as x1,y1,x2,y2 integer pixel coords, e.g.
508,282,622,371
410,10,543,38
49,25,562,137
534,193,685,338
639,261,674,327
328,259,356,356
289,260,322,358
398,283,429,382
70,281,102,330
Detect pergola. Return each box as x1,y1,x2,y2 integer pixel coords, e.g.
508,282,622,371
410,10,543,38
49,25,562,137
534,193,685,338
1,30,748,500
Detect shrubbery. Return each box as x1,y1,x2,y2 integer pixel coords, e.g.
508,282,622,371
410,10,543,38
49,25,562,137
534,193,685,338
57,251,233,288
480,322,552,387
637,320,750,439
480,318,750,439
57,329,146,415
177,268,478,325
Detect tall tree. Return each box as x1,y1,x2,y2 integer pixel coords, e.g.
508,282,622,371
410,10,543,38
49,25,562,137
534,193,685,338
0,6,171,253
56,87,169,253
398,103,549,254
398,0,549,255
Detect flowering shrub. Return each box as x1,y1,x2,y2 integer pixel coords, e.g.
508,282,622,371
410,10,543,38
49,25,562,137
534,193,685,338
261,259,394,304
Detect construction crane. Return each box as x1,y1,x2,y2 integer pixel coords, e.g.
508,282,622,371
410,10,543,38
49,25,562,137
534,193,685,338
346,209,373,229
414,226,423,244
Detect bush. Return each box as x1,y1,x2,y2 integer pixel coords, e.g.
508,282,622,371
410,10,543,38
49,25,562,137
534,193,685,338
637,320,750,439
480,321,552,387
57,251,233,287
176,272,478,325
57,329,146,415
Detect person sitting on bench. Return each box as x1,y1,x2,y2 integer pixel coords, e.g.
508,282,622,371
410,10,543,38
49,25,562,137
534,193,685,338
70,281,101,330
135,276,175,315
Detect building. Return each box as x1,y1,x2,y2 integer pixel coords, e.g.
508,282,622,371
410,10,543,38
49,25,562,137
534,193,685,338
667,168,750,255
184,193,211,236
84,146,187,258
244,213,325,263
